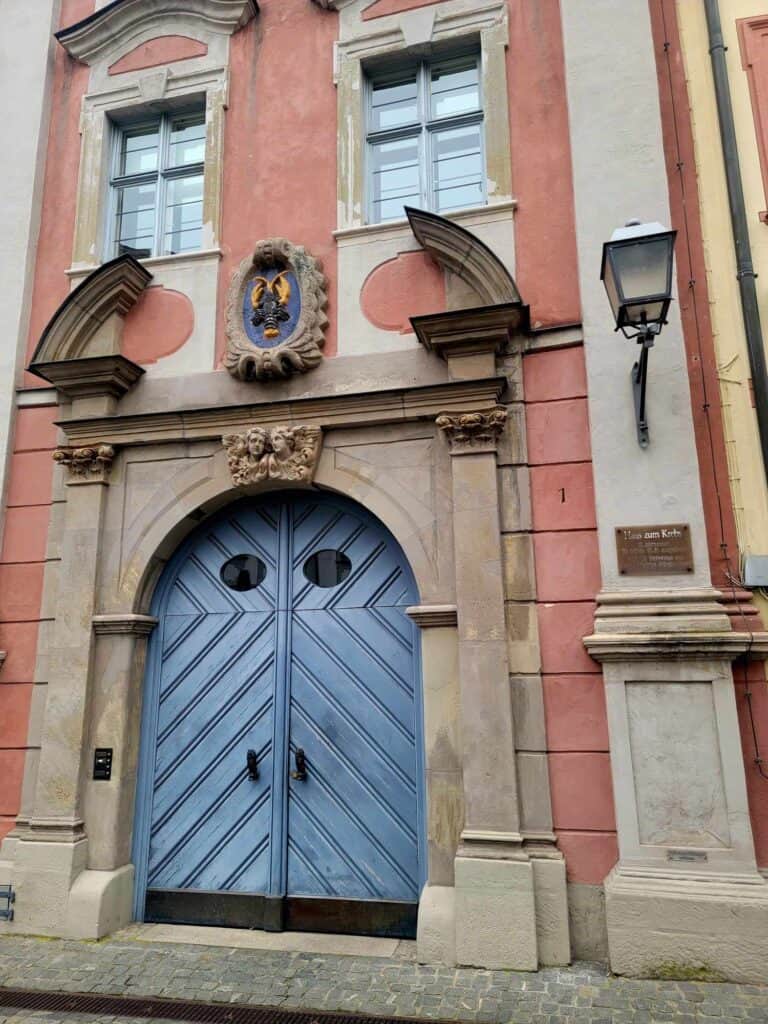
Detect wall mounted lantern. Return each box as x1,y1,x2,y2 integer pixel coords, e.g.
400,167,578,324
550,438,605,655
600,219,677,448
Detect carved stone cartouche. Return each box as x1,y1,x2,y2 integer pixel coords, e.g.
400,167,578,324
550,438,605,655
224,238,328,383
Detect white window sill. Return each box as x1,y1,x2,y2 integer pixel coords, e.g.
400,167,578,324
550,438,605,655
65,247,223,280
333,200,518,246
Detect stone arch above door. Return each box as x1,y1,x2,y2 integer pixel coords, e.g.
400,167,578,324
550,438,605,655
111,431,451,622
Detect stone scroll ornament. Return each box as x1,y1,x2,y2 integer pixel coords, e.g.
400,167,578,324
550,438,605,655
224,238,328,381
223,425,322,486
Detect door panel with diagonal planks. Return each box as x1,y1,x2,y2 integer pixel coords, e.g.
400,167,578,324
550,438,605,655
287,496,419,903
146,504,279,897
139,493,420,925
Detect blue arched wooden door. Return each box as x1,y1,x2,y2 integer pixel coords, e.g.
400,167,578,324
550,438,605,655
133,492,422,937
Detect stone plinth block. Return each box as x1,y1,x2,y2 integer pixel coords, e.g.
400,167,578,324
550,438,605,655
454,856,537,970
532,856,571,966
417,883,456,966
606,868,768,984
66,865,134,939
8,837,87,936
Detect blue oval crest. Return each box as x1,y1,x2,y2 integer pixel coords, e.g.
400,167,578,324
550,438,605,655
241,268,301,349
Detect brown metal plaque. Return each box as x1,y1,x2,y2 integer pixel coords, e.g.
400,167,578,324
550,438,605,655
616,523,694,576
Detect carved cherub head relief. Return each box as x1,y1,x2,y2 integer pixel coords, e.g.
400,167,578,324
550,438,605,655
223,425,322,486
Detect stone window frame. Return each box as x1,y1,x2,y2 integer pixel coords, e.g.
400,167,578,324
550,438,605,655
334,0,512,232
70,64,228,275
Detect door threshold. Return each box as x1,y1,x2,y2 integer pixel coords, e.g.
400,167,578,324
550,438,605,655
117,923,416,960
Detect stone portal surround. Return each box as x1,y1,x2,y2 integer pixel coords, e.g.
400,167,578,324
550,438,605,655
2,310,570,974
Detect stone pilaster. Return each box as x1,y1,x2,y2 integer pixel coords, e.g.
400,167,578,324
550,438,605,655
436,407,538,970
86,615,158,871
10,445,116,936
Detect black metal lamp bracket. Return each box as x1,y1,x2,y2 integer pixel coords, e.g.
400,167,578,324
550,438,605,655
631,330,656,449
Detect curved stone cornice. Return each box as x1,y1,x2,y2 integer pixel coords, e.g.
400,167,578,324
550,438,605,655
30,255,152,367
405,206,522,307
56,0,259,65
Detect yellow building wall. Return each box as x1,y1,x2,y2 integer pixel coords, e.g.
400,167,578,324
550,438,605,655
677,1,768,614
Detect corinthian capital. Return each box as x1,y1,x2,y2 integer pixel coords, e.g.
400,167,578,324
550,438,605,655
53,444,115,484
436,407,507,455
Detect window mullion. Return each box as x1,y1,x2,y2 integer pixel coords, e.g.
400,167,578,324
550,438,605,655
106,124,122,259
419,61,430,209
155,113,171,257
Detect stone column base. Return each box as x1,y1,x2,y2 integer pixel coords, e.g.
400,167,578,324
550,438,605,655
418,856,570,968
66,865,134,939
4,835,134,940
417,884,456,965
455,857,538,970
531,855,570,966
606,866,768,984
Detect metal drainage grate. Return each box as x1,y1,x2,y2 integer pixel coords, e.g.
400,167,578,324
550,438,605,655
0,989,452,1024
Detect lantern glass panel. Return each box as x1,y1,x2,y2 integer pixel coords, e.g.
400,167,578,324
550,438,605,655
609,235,672,325
622,297,667,326
602,257,622,323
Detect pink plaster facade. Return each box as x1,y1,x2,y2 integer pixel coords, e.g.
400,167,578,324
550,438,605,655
0,405,57,843
1,0,765,969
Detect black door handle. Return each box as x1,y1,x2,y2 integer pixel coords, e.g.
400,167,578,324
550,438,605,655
290,748,307,781
246,749,259,780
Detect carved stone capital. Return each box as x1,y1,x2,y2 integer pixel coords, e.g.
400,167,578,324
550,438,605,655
223,425,322,486
436,407,507,455
53,444,115,484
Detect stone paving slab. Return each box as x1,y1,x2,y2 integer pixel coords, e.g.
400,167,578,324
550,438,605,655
1,934,767,1023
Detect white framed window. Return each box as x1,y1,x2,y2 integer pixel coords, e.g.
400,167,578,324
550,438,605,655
108,109,206,259
366,52,486,224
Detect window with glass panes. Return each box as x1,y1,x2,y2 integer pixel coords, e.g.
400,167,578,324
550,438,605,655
109,110,205,258
366,53,485,224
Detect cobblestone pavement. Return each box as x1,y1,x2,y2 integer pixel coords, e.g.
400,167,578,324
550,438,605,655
1,934,767,1024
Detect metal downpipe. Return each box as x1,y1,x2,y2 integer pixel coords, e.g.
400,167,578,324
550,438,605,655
704,0,768,488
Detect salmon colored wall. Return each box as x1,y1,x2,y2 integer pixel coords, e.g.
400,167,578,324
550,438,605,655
651,0,768,867
23,0,92,385
0,406,58,842
215,0,338,364
524,345,617,885
508,0,580,329
0,0,90,838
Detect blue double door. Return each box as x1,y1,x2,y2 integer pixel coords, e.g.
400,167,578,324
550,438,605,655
135,493,421,936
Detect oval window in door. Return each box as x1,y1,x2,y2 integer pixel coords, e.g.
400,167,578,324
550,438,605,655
220,554,267,591
303,549,352,588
